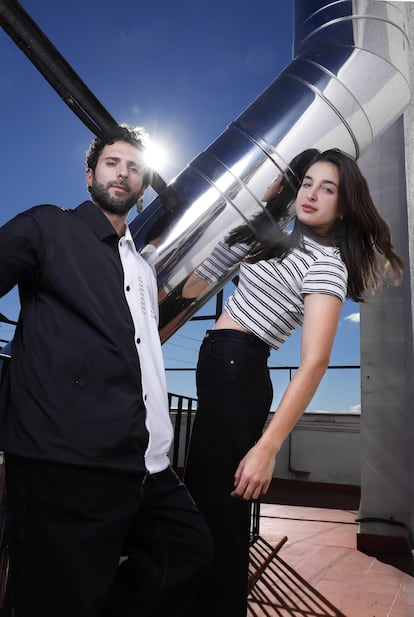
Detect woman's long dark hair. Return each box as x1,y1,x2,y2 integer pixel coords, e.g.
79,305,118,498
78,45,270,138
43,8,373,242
227,148,403,302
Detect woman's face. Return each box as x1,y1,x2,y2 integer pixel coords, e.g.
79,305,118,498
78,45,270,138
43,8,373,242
295,161,341,236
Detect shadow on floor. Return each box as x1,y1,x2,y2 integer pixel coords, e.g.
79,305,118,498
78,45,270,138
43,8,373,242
248,536,346,617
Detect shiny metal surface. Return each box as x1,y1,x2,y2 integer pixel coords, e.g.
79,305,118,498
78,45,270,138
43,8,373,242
129,0,411,342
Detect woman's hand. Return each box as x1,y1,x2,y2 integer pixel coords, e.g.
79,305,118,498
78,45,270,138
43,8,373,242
230,442,276,501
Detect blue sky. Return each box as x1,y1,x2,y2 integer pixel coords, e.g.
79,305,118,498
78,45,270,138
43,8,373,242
0,0,361,411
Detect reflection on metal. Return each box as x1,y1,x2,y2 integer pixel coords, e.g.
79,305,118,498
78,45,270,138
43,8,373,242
129,0,411,342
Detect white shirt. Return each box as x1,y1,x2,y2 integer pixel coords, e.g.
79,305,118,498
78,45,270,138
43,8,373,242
118,226,173,473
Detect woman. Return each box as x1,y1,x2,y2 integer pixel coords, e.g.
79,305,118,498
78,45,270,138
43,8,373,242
183,148,403,617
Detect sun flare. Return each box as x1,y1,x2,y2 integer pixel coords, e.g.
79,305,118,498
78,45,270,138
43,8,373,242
144,140,168,171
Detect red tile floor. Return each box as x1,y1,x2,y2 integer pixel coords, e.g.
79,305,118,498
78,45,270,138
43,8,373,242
247,504,414,617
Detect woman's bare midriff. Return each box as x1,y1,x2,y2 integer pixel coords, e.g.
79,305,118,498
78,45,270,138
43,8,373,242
213,310,250,333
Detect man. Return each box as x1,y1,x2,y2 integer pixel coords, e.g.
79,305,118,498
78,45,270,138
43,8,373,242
0,125,212,617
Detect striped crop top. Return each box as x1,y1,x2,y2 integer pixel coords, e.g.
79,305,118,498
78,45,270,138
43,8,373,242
194,235,348,350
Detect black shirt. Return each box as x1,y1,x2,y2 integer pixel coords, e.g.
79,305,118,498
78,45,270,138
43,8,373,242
0,201,150,473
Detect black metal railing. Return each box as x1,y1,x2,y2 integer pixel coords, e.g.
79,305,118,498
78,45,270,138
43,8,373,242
168,392,198,472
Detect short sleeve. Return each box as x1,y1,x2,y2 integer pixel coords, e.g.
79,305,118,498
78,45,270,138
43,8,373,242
302,252,348,301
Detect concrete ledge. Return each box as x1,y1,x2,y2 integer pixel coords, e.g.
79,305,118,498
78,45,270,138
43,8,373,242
263,477,361,510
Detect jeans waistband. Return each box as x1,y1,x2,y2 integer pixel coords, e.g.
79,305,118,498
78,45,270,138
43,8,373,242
203,328,270,352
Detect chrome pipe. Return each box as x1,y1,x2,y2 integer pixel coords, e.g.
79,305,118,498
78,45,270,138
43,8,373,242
130,0,411,342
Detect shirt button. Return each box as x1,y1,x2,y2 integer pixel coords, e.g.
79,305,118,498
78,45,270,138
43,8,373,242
126,285,130,292
136,338,141,344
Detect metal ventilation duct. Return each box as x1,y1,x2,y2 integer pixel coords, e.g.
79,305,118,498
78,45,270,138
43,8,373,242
129,0,411,342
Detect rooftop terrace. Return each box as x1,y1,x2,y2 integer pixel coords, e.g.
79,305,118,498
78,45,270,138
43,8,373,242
247,504,414,617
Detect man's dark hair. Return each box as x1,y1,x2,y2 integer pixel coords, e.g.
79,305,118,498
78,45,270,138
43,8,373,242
86,124,152,186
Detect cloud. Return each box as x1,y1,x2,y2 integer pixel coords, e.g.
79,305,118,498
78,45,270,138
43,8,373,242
344,312,360,324
307,405,361,414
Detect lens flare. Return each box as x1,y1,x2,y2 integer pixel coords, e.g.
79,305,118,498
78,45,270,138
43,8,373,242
144,141,167,171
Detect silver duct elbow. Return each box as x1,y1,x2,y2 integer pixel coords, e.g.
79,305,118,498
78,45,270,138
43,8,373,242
130,0,411,342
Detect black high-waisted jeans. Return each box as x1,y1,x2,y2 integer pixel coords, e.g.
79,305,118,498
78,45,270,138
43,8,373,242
184,329,273,617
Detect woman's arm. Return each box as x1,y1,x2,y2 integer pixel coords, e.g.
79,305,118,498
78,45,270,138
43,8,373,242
182,241,251,298
231,292,343,501
181,271,211,298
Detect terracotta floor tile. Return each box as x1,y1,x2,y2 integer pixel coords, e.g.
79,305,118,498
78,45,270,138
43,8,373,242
401,577,414,592
363,569,406,587
306,526,357,549
248,505,414,617
341,591,391,617
389,592,414,617
369,561,410,579
322,554,374,576
315,577,358,608
356,578,402,597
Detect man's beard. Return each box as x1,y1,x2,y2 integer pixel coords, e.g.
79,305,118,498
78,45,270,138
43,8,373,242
89,177,141,216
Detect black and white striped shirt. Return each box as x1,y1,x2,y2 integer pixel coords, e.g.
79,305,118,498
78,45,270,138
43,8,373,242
195,236,348,349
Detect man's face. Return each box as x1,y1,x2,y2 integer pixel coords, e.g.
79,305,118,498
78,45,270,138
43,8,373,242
86,141,147,216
